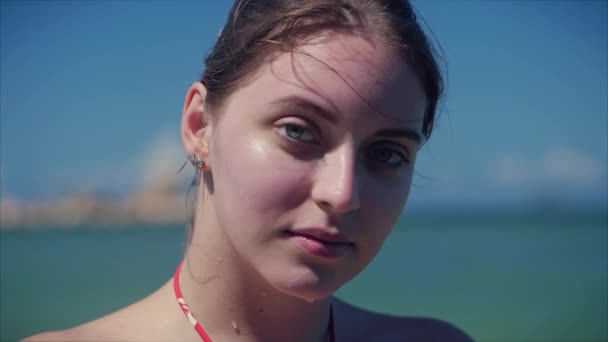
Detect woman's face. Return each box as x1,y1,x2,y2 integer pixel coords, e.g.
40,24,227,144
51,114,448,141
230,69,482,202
204,33,426,301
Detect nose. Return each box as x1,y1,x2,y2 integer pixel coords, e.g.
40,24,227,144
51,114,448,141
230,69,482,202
311,146,361,215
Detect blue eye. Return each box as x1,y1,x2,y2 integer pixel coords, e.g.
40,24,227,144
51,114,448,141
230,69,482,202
367,144,408,168
280,123,317,144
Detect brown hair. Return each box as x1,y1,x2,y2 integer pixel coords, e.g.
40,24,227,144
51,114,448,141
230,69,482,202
186,0,444,247
202,0,443,140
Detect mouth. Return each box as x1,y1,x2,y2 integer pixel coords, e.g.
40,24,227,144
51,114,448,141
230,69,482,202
284,229,354,259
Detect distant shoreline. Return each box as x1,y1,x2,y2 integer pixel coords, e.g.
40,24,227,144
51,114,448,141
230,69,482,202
2,207,605,232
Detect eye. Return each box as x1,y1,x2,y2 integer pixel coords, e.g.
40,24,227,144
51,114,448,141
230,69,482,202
366,143,409,168
277,122,318,144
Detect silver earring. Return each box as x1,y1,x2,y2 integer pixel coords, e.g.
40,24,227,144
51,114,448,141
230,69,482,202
188,154,204,170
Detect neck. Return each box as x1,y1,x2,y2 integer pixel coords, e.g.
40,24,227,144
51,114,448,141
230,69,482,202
177,207,333,342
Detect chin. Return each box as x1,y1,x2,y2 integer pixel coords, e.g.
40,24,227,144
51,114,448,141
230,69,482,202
270,265,344,303
280,284,336,304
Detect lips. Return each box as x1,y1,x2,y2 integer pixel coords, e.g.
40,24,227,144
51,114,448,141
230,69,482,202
286,228,353,259
289,228,352,244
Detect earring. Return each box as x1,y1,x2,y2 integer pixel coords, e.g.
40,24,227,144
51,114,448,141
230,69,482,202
188,154,204,170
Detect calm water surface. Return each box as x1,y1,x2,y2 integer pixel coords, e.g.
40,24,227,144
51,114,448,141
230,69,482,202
1,214,606,342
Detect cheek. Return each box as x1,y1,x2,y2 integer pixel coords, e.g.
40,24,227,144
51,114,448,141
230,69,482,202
361,174,412,245
212,131,313,228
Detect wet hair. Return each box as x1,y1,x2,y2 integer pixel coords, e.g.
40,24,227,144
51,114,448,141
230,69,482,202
185,0,444,247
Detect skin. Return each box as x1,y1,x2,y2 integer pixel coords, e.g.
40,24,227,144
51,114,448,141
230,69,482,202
23,32,472,342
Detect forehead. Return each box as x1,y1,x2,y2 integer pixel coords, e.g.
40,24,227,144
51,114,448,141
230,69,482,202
225,32,426,131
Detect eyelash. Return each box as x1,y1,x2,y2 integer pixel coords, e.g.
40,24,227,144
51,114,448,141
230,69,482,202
366,143,410,169
277,122,410,170
277,122,319,145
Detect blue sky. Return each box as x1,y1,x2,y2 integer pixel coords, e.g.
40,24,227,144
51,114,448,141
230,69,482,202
1,1,606,210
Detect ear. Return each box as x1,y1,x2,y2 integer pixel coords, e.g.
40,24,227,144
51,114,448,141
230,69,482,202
181,82,213,171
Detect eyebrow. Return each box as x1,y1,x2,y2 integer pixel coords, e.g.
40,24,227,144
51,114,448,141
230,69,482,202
270,95,339,124
374,128,422,144
270,95,422,144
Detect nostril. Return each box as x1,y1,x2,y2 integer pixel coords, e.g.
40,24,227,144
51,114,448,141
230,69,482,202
317,200,332,211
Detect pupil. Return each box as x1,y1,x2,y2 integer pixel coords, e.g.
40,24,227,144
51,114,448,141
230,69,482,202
375,149,391,161
287,125,303,138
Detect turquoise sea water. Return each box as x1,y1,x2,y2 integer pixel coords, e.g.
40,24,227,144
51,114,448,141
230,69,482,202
1,213,606,342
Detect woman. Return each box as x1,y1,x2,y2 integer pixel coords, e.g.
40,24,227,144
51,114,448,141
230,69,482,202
26,0,472,341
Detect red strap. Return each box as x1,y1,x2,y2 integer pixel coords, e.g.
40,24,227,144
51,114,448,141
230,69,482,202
174,262,336,341
173,262,213,342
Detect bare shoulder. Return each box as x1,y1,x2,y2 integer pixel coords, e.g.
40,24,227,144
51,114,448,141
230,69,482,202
21,330,68,342
332,297,474,342
21,327,97,342
21,311,132,342
21,281,178,342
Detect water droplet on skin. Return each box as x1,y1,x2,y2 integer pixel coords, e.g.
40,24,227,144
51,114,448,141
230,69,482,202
260,290,267,296
217,257,223,263
232,320,240,335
